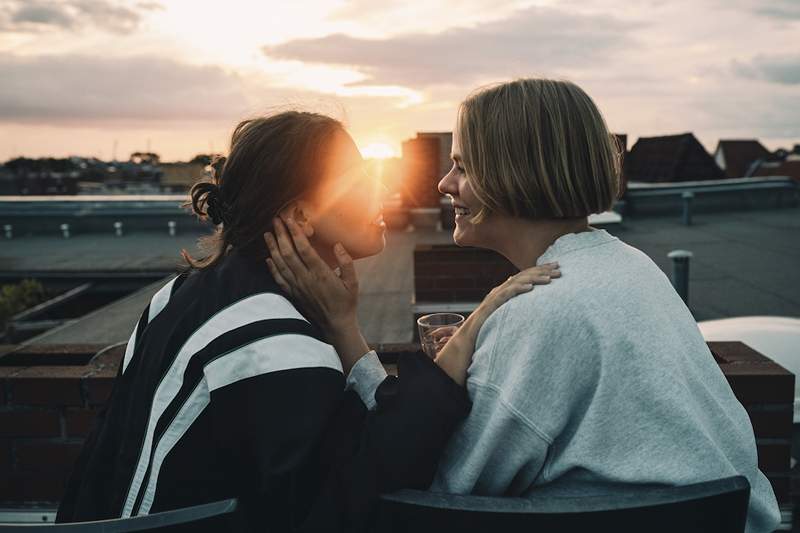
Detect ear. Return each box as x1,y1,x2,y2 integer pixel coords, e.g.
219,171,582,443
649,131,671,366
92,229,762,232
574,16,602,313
279,202,315,238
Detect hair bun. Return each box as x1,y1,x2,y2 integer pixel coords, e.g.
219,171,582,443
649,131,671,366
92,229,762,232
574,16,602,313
205,185,228,226
187,181,229,226
210,155,227,182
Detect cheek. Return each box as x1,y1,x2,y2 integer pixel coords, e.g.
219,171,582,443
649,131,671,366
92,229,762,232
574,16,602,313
314,205,373,246
461,178,479,207
315,209,357,240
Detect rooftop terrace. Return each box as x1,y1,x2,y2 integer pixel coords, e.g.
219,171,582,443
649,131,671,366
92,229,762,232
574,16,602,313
4,205,798,346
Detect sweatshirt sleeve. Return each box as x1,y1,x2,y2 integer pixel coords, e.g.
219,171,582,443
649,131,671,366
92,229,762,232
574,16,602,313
344,350,388,410
431,380,551,495
432,294,589,496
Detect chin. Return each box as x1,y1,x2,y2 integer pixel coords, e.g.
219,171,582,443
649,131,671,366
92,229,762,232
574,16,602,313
348,234,386,260
452,226,474,248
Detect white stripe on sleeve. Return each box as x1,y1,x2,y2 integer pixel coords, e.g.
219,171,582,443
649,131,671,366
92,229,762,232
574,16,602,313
121,292,308,518
136,333,341,515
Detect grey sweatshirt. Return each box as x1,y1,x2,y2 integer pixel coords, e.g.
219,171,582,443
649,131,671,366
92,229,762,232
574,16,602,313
347,228,780,533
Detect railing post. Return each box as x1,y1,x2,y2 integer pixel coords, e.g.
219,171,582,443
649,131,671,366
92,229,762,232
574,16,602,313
668,250,693,304
682,191,694,226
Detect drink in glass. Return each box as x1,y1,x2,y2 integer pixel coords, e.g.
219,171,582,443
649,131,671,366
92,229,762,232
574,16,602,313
417,313,465,359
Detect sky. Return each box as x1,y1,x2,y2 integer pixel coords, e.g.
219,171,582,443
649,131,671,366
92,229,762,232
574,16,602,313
0,0,798,162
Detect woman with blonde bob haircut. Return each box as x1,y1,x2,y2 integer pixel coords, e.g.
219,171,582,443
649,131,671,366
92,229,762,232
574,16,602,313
429,78,778,533
265,79,779,532
454,78,620,225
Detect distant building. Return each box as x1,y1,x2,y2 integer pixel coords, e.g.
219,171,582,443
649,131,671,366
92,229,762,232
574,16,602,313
1,157,81,195
714,140,770,178
401,133,449,208
159,162,207,190
625,133,725,183
751,144,800,181
0,165,15,195
417,132,453,179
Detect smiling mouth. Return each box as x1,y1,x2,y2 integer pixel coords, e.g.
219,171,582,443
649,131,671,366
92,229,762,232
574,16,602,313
454,206,471,216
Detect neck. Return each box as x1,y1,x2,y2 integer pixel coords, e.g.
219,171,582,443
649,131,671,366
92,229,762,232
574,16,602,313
489,217,590,270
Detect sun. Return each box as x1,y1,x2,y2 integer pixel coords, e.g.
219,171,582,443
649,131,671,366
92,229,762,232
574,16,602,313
360,142,397,160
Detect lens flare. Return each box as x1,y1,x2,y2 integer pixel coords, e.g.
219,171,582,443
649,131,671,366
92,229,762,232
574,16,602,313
360,142,397,160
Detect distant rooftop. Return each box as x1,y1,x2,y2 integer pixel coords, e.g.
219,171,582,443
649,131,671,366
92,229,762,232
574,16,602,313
1,231,203,276
714,139,770,178
626,133,725,183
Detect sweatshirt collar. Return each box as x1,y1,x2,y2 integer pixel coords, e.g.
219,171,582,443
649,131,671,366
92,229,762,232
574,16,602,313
537,227,617,265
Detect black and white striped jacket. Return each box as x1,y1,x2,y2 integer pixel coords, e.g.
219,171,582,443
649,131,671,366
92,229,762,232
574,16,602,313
57,241,470,532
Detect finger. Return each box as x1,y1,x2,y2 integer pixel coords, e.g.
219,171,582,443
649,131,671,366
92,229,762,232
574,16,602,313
284,217,330,273
431,326,457,341
266,258,293,296
334,243,358,289
264,232,299,286
518,264,558,276
522,264,559,276
273,218,310,277
514,271,550,284
519,266,561,282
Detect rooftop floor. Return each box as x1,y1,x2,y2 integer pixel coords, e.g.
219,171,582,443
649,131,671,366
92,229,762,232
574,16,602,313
0,232,202,274
10,206,800,345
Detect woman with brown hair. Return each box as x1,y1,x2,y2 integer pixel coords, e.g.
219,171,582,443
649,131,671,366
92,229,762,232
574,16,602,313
57,110,557,532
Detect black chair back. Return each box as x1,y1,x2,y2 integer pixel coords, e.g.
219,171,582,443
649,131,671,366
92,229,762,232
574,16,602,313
376,476,750,533
0,499,242,532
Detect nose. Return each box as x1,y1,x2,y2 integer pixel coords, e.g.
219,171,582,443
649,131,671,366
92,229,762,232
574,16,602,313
438,170,457,196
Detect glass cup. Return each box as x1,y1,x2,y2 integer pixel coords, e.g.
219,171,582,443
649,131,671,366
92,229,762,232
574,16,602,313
417,313,465,359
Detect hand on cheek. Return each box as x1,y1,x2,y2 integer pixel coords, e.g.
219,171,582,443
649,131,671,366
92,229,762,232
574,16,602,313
279,207,315,239
298,219,314,238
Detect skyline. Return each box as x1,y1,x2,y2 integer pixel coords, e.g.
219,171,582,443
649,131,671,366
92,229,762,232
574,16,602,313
0,0,799,161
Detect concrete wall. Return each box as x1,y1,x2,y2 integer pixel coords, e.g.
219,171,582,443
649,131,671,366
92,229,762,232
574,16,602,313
0,341,793,506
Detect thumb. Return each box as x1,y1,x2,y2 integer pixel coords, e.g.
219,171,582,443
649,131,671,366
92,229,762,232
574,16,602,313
334,243,358,289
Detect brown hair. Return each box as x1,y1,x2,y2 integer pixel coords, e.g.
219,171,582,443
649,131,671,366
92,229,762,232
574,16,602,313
183,111,343,270
457,78,621,223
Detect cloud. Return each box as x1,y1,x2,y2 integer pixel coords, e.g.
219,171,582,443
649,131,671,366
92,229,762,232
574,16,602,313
11,3,74,28
0,0,153,34
325,0,529,33
135,1,163,11
714,0,800,20
263,5,635,88
0,53,251,124
0,51,418,129
733,55,800,85
752,1,800,20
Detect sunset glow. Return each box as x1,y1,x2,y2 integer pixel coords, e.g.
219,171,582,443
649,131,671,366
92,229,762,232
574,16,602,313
360,142,397,160
0,0,797,161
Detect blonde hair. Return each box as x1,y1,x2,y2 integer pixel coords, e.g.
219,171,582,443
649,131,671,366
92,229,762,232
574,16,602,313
456,78,621,223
